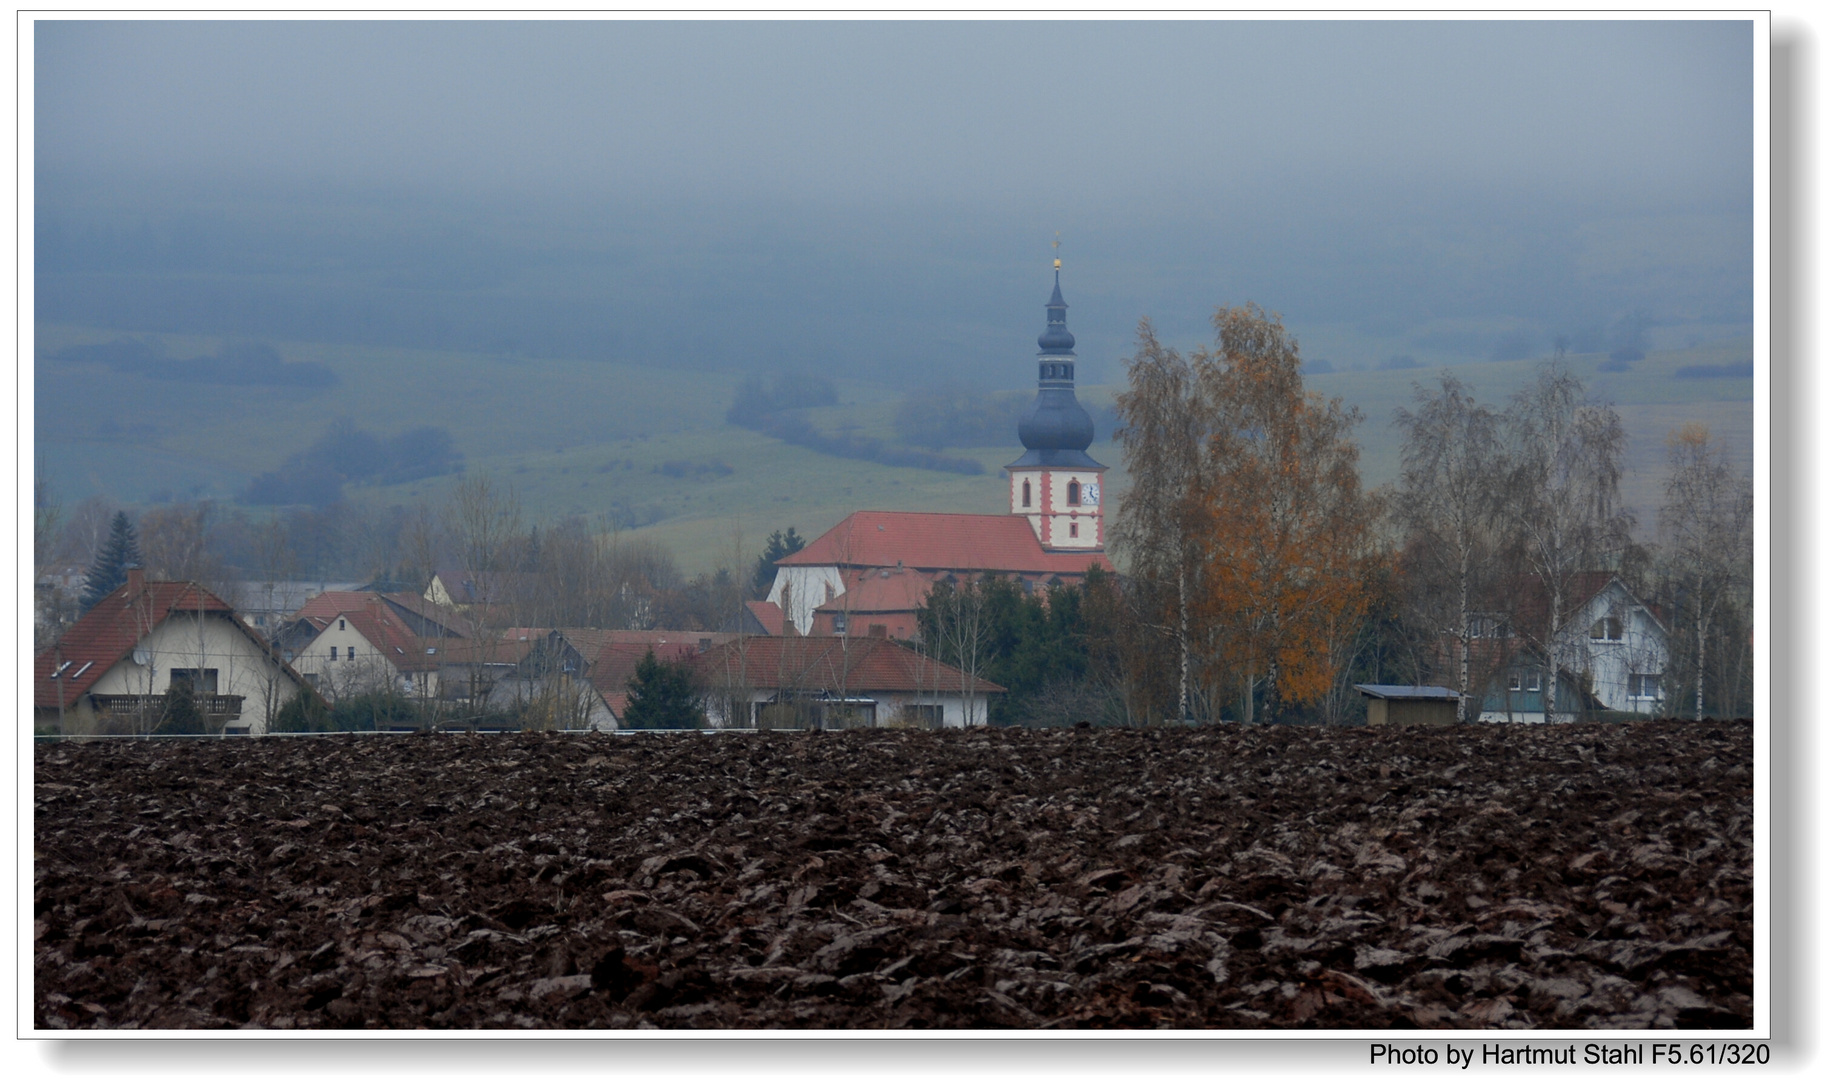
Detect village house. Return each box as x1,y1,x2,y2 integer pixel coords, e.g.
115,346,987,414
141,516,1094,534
1470,573,1670,723
695,634,1003,730
34,568,317,736
768,264,1114,637
225,579,364,634
286,595,439,702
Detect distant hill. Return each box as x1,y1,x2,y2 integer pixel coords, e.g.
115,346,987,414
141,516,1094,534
34,322,1750,571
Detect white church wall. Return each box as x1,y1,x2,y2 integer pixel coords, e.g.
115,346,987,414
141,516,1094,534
766,565,846,636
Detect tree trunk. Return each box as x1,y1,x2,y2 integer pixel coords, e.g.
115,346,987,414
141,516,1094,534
1695,591,1708,723
1456,548,1471,724
1176,571,1191,725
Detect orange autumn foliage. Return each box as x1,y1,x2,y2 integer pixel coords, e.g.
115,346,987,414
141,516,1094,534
1194,304,1381,717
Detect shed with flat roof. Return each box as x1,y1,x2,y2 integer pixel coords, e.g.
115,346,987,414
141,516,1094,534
1355,684,1462,727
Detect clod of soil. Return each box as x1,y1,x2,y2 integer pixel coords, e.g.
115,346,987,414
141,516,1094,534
34,722,1753,1030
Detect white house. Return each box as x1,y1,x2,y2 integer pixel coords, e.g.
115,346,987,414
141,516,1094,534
1476,573,1670,723
34,569,317,736
288,597,439,702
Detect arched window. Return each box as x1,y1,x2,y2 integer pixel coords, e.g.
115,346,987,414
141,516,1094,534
1021,479,1031,507
1067,480,1080,506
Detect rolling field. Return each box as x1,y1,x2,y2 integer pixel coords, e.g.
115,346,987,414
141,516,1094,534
34,322,1751,571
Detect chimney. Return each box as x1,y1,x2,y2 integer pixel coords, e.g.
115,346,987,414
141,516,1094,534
781,619,799,637
125,564,145,596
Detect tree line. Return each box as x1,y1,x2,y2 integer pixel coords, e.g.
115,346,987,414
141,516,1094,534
34,301,1752,727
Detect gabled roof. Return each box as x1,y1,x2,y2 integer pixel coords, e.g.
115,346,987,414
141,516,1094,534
428,569,539,606
1500,572,1664,639
429,637,538,666
303,600,437,673
293,590,386,625
778,511,1113,576
35,578,308,707
743,600,787,635
378,591,470,637
696,635,1004,695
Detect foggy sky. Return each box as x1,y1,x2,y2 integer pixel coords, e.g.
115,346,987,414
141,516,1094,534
33,19,1755,382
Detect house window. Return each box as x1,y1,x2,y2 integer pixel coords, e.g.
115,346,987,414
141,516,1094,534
329,645,338,660
1067,480,1080,506
170,668,219,694
1627,673,1660,698
1507,675,1520,691
1526,673,1541,692
348,646,356,661
832,614,847,635
1021,479,1031,507
1591,617,1623,641
338,617,346,631
169,666,217,691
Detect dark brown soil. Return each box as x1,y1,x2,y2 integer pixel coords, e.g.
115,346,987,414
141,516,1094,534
34,722,1753,1030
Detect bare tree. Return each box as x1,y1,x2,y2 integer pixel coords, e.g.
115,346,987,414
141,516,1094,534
1504,363,1633,720
1112,318,1209,721
140,500,231,596
918,577,992,728
1659,423,1753,721
442,473,524,711
1392,373,1508,721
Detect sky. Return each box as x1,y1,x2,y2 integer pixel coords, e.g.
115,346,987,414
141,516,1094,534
33,18,1756,383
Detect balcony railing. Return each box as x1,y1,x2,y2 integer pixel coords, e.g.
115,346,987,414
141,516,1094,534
89,693,246,720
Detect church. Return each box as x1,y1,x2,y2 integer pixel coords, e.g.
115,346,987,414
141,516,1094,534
765,259,1116,639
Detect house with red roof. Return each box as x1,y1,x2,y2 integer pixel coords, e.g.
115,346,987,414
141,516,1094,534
766,265,1114,637
34,568,317,736
478,628,737,730
695,634,1004,729
288,595,440,702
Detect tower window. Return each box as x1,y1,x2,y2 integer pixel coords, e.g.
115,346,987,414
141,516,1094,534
1070,521,1079,538
1021,479,1031,507
1067,480,1080,506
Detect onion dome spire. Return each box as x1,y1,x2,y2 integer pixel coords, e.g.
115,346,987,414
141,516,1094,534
1012,248,1099,466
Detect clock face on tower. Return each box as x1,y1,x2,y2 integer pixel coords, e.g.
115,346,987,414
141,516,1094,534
1081,483,1100,506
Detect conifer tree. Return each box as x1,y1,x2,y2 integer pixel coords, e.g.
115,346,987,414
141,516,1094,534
81,511,143,611
622,648,704,729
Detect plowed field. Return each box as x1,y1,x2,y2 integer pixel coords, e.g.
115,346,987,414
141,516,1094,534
34,722,1753,1030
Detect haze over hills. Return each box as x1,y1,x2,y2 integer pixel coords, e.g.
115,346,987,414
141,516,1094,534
32,20,1754,572
35,317,1750,572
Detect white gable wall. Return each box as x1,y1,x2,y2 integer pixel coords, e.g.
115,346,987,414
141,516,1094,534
767,565,845,636
79,611,305,733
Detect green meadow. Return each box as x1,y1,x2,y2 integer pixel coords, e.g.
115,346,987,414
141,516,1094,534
34,322,1750,572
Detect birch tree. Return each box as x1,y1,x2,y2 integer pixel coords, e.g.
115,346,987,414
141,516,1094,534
1659,423,1752,721
1504,363,1633,720
1112,319,1208,721
1392,373,1508,721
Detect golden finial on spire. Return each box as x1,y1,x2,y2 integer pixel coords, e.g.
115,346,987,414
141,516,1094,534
1052,232,1061,271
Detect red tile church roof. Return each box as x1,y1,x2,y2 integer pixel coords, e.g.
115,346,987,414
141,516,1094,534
777,511,1113,576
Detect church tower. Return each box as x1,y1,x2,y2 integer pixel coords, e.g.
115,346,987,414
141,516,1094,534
1006,254,1106,551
